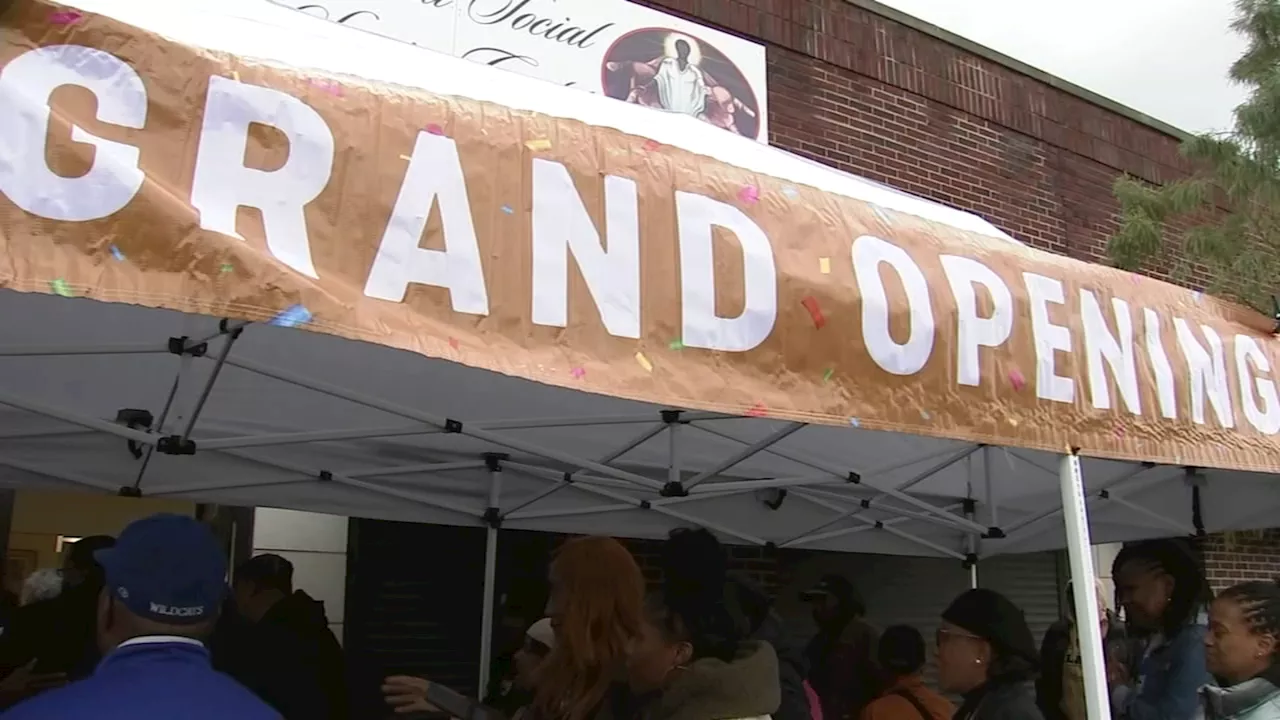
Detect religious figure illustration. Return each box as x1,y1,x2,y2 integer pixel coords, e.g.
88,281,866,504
605,34,757,135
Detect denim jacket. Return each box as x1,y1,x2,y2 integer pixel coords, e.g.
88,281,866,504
1197,678,1280,720
1113,620,1211,720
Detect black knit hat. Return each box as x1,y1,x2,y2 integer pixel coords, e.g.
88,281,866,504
941,589,1038,664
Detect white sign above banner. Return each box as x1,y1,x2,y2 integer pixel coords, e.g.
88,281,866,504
274,0,769,142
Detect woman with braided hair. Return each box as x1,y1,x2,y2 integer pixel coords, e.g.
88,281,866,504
1111,539,1213,720
1200,580,1280,720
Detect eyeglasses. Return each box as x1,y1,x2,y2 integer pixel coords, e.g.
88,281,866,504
935,628,983,647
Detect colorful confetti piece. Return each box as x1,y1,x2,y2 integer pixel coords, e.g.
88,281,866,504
231,71,241,82
738,185,760,204
501,205,514,215
109,245,125,261
920,409,931,420
425,123,445,136
635,352,653,373
1008,417,1021,427
399,154,412,161
849,417,861,428
642,139,662,151
448,337,460,350
801,296,827,329
524,138,552,151
822,367,835,383
746,403,767,418
870,204,893,226
309,78,343,96
1008,368,1026,392
782,186,799,199
668,339,685,351
49,10,81,24
1193,291,1204,304
819,257,831,275
220,262,234,274
269,304,312,328
570,367,586,379
49,279,74,298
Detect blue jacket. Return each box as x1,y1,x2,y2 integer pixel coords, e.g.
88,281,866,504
3,636,281,719
1114,621,1211,720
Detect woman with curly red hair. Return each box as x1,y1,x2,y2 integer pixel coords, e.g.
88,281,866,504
384,536,645,720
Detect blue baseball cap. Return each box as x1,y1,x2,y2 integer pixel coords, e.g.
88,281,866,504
94,513,227,625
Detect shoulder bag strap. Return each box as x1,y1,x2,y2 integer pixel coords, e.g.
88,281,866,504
892,689,933,720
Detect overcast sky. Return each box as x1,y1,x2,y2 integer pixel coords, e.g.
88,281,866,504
874,0,1248,134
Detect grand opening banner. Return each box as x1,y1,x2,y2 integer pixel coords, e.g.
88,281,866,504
270,0,769,142
3,0,1280,473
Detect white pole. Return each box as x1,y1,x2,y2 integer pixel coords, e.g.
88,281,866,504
478,457,504,699
1059,451,1111,720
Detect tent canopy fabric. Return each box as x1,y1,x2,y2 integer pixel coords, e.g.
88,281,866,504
0,0,1276,562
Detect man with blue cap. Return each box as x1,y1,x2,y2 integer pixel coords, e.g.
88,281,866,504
3,513,280,719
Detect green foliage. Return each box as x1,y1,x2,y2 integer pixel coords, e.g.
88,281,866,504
1109,0,1280,311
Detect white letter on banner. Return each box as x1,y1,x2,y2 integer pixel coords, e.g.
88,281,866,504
940,255,1012,386
1144,309,1177,419
853,236,934,375
191,76,332,279
675,191,776,351
1080,290,1141,414
530,159,639,338
0,46,145,220
1022,273,1074,403
1174,319,1234,428
1235,335,1280,434
364,131,488,315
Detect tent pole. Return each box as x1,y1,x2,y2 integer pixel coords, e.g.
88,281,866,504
0,341,167,357
983,446,997,528
130,351,197,491
478,454,503,699
178,326,244,442
667,414,680,488
964,494,979,589
682,422,805,489
1059,450,1111,720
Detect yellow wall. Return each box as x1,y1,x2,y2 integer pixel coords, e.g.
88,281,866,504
9,489,196,572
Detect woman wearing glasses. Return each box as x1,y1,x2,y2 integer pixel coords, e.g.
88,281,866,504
935,589,1044,720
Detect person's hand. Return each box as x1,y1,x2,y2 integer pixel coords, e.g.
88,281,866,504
0,660,67,701
383,675,438,714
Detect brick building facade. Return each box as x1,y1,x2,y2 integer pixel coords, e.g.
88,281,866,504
624,0,1275,588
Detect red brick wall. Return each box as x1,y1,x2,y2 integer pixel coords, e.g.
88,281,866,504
1200,530,1280,591
629,0,1271,584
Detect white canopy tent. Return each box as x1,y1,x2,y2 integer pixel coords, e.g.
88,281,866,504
4,0,1279,716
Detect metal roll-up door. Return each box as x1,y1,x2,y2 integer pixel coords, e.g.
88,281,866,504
774,550,1063,690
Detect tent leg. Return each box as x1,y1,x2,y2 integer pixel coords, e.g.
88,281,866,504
1059,451,1111,720
964,496,979,589
478,455,504,699
131,350,198,491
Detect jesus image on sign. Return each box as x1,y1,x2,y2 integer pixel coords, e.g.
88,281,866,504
602,30,761,139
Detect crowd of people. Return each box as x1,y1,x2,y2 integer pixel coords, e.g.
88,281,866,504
0,513,346,718
0,515,1275,720
383,533,1280,720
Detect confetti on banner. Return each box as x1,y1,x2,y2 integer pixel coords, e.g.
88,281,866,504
634,351,653,373
49,9,81,24
1193,291,1204,304
399,154,411,161
220,262,234,274
738,185,760,204
309,78,343,96
109,245,125,261
920,409,931,420
232,71,240,82
425,123,445,136
870,204,893,226
642,139,661,151
668,339,684,351
849,417,861,428
1008,368,1026,391
524,138,552,151
570,367,586,379
819,257,831,275
501,205,514,215
269,304,312,328
782,186,799,199
822,367,834,383
49,279,74,297
448,337,460,350
746,403,767,418
1008,417,1020,427
801,296,826,329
